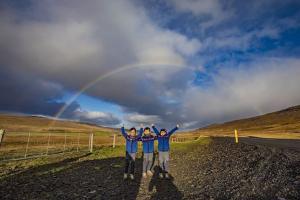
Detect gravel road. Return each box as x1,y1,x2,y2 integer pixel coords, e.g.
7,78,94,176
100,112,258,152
0,137,299,199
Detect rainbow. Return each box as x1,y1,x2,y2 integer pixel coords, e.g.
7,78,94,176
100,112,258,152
48,62,184,128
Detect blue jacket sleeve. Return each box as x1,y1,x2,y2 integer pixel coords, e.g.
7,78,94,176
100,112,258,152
138,128,143,137
121,127,127,138
168,126,178,136
135,128,143,141
152,126,160,135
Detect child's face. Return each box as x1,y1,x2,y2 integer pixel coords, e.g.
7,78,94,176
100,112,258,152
130,130,136,136
160,130,167,136
144,129,150,135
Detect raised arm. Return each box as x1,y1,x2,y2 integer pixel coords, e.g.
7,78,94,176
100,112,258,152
151,124,160,135
137,127,143,138
121,126,127,138
168,124,179,136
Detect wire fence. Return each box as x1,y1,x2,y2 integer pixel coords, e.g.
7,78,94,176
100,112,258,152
0,131,122,161
0,130,198,162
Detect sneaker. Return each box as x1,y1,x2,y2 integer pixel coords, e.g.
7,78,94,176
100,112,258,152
129,174,134,180
142,172,147,178
159,173,164,179
147,170,153,176
165,173,170,179
123,173,128,179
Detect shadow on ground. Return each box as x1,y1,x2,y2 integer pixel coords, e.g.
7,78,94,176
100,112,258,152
148,166,183,200
0,154,143,199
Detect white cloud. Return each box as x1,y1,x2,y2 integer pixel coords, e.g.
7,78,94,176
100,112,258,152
125,113,161,125
169,0,233,29
170,0,224,18
183,58,300,127
200,26,281,52
73,109,121,126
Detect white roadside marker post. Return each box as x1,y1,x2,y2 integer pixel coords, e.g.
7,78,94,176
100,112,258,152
0,129,5,148
46,132,51,155
24,132,31,158
90,132,94,153
63,132,67,152
77,132,80,152
113,133,116,148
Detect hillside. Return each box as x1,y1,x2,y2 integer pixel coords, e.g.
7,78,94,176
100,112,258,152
0,114,113,132
194,105,300,138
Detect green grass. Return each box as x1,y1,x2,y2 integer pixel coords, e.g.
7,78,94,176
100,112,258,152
0,137,211,179
171,137,211,152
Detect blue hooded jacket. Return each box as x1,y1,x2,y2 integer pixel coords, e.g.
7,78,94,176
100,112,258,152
152,125,178,152
121,127,143,153
139,135,157,153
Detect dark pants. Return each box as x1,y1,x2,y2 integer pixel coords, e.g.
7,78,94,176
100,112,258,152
125,151,136,174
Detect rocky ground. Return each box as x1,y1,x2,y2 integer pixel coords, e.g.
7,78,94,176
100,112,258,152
0,137,299,200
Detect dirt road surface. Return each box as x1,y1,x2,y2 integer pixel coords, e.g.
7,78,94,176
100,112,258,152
0,137,299,199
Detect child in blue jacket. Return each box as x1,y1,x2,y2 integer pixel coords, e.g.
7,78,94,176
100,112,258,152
151,124,179,178
139,126,157,178
121,125,143,180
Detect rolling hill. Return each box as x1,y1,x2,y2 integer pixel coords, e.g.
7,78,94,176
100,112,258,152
0,114,113,132
192,105,300,138
1,105,300,138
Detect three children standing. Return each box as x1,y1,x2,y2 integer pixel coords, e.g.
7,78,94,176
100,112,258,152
121,124,179,180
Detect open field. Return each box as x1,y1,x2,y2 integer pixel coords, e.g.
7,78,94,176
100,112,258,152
0,130,198,161
1,105,300,161
185,105,300,139
0,131,123,160
0,114,114,132
0,137,299,199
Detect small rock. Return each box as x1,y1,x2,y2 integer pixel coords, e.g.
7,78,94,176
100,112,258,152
278,197,286,200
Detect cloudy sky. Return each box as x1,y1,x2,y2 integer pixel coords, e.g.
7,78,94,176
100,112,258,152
1,0,300,129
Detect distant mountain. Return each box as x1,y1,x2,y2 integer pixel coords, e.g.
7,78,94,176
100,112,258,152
194,105,300,137
0,114,114,132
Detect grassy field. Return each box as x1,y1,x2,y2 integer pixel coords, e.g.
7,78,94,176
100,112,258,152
1,105,300,161
187,105,300,139
0,137,211,179
0,131,123,160
0,129,198,161
0,114,114,132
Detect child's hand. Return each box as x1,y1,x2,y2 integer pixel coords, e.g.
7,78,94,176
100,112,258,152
176,124,180,128
140,123,144,128
151,124,154,127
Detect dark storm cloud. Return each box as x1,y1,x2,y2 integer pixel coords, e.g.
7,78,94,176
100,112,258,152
0,0,200,127
1,0,300,129
0,69,122,126
0,69,70,116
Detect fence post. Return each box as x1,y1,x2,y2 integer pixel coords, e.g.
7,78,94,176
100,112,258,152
63,132,67,152
88,133,90,151
0,129,5,148
90,133,94,153
77,132,80,152
46,132,51,155
24,132,31,158
113,133,116,148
